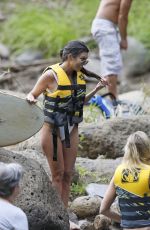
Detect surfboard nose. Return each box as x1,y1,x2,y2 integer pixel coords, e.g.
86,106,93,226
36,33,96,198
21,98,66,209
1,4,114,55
0,91,44,147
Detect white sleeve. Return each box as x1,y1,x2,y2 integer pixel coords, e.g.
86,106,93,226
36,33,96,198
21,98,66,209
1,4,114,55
12,209,29,230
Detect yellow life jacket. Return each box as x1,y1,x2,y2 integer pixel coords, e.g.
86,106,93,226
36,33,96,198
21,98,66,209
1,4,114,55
43,63,86,160
114,164,150,197
114,164,150,228
44,63,86,99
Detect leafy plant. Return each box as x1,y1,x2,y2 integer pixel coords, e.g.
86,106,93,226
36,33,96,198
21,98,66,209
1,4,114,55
128,0,150,48
83,104,104,124
70,165,97,198
0,0,150,57
71,182,86,197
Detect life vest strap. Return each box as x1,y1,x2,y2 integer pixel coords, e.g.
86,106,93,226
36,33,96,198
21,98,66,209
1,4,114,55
57,84,86,90
52,126,58,161
52,124,71,161
45,104,66,113
45,95,71,103
64,123,70,148
52,96,60,161
120,196,150,203
44,104,83,118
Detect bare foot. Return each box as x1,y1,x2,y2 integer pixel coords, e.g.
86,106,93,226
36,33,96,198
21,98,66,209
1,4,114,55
69,220,80,230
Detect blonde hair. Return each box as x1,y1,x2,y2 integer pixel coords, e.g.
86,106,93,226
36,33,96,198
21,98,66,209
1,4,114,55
123,131,150,170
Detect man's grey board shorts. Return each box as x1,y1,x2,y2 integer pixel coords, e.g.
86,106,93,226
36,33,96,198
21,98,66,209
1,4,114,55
91,18,123,76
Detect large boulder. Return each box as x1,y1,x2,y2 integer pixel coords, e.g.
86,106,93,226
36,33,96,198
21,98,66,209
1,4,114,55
0,148,69,230
78,115,150,159
122,37,150,78
6,132,43,154
8,115,150,160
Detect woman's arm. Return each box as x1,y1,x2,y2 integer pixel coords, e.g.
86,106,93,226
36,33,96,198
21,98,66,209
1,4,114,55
26,70,55,103
100,177,121,223
84,79,108,103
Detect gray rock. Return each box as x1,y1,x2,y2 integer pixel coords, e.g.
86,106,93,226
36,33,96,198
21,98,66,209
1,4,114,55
94,214,111,230
0,148,69,230
68,211,79,225
8,115,150,161
15,50,44,65
0,12,6,21
70,196,102,218
86,183,109,198
0,43,10,59
76,157,122,184
79,115,150,159
79,219,94,230
122,37,150,78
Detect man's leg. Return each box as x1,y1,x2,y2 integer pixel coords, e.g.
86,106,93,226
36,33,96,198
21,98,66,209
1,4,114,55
106,74,118,99
91,19,122,100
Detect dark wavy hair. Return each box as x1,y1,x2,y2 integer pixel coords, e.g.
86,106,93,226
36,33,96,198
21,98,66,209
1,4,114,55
60,40,102,81
60,40,89,61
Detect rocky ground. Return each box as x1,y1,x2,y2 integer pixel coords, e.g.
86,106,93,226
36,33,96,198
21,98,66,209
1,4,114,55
0,2,150,229
0,44,150,228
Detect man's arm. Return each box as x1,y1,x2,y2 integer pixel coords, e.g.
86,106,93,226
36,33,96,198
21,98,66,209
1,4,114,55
118,0,132,49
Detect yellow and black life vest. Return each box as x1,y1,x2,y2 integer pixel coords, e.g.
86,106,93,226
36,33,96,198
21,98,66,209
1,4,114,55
114,164,150,197
43,63,86,160
114,164,150,228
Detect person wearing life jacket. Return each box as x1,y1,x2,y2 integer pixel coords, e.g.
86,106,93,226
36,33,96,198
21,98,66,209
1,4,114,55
100,131,150,230
26,40,108,230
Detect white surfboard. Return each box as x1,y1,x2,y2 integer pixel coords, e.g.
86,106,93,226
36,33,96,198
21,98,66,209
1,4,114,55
0,90,44,147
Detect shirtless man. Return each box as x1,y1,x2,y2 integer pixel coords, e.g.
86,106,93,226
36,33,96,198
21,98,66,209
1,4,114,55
91,0,132,100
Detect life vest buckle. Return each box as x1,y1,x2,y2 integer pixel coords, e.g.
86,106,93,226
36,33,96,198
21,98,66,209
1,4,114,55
74,111,80,116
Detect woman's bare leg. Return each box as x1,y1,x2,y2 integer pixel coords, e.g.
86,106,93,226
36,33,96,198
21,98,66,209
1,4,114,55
41,124,80,229
62,125,79,207
40,123,64,197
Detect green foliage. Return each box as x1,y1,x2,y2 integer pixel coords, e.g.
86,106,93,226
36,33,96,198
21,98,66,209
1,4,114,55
0,0,100,57
71,182,86,197
70,165,111,198
83,104,104,124
71,165,97,197
0,5,78,56
0,0,150,56
78,134,85,151
128,0,150,48
76,165,90,177
95,175,111,184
